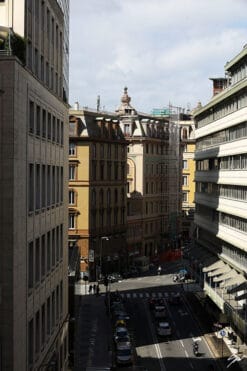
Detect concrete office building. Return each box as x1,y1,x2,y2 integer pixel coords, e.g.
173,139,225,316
68,106,128,281
0,0,69,369
194,45,247,341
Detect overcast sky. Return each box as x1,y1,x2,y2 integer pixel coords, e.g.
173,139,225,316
69,0,247,114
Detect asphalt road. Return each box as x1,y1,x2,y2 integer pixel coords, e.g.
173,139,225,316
110,272,218,371
74,267,219,371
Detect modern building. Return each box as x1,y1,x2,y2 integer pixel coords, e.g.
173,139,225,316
68,105,128,281
117,88,182,268
193,45,247,341
0,1,69,370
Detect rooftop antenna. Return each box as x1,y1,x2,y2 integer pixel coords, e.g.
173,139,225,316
97,95,100,112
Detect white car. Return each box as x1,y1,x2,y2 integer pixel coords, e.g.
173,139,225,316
157,321,172,337
115,343,133,366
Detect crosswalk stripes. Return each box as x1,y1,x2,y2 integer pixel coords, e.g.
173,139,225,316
108,291,175,300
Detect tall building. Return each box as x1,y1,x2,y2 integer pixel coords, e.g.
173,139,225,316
194,45,247,341
68,105,128,281
117,88,182,268
0,1,69,370
179,113,196,240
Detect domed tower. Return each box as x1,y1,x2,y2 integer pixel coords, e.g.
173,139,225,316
116,87,137,116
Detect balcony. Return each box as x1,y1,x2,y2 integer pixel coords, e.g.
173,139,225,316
0,27,26,65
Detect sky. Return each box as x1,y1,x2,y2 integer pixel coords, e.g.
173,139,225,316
69,0,247,114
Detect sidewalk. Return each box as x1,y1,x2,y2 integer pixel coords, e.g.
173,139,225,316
185,291,247,370
74,291,113,371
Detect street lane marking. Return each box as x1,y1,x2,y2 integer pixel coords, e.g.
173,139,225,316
180,340,184,347
185,350,189,358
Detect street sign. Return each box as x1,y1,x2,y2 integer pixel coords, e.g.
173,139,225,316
220,329,226,337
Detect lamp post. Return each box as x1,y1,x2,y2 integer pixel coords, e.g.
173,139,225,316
99,236,110,281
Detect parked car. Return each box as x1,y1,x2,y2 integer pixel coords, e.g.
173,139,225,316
148,298,165,310
115,343,133,366
113,311,130,321
115,335,131,347
154,305,167,319
157,321,172,337
114,326,130,343
169,292,181,305
115,319,127,328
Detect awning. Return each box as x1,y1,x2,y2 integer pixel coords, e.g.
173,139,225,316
208,265,231,277
213,269,237,283
235,292,247,301
220,274,245,289
227,280,247,294
203,260,225,273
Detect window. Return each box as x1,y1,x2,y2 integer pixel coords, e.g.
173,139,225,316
69,190,75,205
29,101,34,133
183,160,188,169
35,164,41,210
41,304,45,348
69,165,76,180
182,175,188,186
28,242,34,289
69,121,77,136
35,238,40,284
28,319,34,366
47,297,51,335
42,109,46,138
47,231,51,272
69,214,75,229
35,311,40,354
52,229,55,267
41,235,45,279
182,192,188,202
36,105,41,136
42,165,46,208
29,164,34,212
69,142,76,156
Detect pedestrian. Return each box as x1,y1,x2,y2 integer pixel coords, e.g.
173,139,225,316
93,283,96,294
88,284,92,294
96,284,100,296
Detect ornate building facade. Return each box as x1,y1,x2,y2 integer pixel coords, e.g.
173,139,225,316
68,106,128,281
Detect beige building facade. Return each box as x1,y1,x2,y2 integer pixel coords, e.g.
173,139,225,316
0,1,69,370
179,115,196,240
117,88,182,267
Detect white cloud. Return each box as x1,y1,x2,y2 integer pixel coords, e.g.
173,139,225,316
69,0,247,112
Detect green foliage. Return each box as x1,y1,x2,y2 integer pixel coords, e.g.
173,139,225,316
11,33,26,64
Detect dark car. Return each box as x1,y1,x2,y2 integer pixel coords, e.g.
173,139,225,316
148,298,165,310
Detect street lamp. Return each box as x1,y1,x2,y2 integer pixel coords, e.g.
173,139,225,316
99,236,110,280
